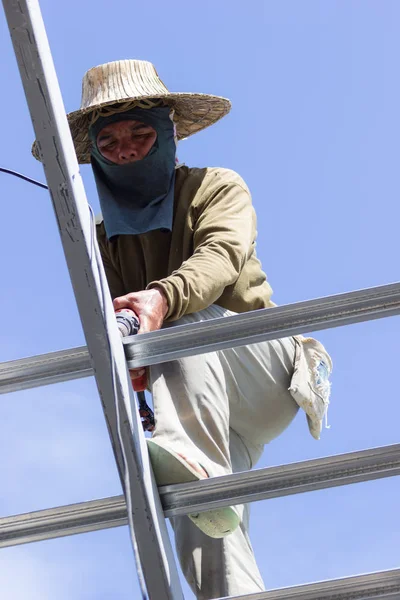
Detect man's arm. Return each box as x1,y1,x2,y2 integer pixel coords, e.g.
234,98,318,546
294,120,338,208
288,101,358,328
147,172,255,321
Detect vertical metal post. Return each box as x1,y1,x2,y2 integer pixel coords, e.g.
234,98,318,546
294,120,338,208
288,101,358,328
1,0,183,597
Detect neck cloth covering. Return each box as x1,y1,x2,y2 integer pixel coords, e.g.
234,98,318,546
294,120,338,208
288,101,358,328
89,106,176,240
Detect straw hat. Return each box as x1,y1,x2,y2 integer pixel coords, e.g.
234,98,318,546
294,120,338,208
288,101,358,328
32,59,231,164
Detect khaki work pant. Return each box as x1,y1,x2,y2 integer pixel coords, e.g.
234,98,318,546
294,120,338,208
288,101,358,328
149,305,300,600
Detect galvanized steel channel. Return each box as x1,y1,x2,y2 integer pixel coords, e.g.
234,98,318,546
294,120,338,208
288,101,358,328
123,282,400,369
1,283,400,394
220,568,400,600
1,444,399,548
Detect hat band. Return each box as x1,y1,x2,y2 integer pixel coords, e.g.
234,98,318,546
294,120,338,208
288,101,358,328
88,98,165,127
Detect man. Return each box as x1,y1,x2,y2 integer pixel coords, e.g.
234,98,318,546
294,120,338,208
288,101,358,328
33,59,332,599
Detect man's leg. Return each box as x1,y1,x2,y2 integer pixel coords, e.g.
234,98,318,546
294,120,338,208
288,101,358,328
149,348,232,480
148,305,299,598
149,338,263,597
171,429,265,600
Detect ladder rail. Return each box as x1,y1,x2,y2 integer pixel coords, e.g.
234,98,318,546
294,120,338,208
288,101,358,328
2,0,183,598
1,443,399,548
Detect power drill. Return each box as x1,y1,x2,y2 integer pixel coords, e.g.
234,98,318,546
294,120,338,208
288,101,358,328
115,309,155,432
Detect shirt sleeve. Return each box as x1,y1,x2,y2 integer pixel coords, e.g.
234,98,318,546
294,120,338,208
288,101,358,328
147,171,255,321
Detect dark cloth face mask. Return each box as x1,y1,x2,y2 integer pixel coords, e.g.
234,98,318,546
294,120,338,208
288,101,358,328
89,105,176,240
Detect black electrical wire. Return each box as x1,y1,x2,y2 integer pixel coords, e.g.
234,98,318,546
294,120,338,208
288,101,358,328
0,166,48,189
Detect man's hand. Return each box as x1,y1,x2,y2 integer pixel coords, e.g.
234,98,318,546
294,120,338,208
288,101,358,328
113,288,168,391
113,288,168,333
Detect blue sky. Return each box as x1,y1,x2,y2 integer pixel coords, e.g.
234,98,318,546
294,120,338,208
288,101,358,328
0,1,399,598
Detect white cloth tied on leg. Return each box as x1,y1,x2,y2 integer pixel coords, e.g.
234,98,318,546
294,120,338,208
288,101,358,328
289,335,333,440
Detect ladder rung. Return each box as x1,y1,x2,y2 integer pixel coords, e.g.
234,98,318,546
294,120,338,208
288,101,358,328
1,282,400,394
220,568,400,599
1,444,398,548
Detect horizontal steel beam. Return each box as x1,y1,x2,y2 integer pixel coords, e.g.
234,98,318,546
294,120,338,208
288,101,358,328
1,444,399,548
160,442,400,516
124,282,400,368
222,568,400,600
0,346,91,394
1,283,399,394
0,496,126,548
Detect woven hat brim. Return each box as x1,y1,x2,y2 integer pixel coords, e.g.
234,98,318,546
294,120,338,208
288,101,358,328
32,92,231,163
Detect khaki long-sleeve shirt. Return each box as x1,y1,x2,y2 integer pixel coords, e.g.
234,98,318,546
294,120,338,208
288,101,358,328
96,165,274,321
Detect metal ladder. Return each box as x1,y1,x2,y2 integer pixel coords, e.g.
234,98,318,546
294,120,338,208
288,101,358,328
1,1,400,598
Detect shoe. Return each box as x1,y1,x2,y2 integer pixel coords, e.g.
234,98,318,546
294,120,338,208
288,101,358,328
147,439,240,539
